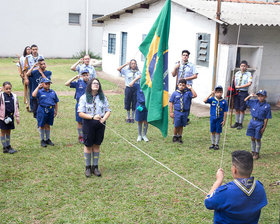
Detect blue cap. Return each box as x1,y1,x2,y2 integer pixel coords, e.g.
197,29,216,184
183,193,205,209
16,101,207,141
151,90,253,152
81,69,89,74
38,56,44,61
41,78,52,83
256,90,267,96
215,85,223,91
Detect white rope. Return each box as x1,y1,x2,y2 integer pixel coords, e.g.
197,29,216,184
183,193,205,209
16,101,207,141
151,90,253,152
219,23,242,168
103,123,208,195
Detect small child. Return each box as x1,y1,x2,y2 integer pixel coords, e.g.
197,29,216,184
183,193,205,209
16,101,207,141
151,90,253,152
32,78,59,147
244,90,272,160
65,69,89,143
204,86,228,150
129,75,149,142
169,79,197,143
205,150,267,223
0,82,19,154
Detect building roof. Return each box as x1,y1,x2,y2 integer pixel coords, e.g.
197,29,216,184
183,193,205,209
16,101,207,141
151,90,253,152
94,0,280,26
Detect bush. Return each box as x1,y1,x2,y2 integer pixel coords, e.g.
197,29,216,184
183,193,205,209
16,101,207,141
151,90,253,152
72,50,102,60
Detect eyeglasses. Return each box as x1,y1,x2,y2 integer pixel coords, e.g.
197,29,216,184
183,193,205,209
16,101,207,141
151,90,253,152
92,82,99,85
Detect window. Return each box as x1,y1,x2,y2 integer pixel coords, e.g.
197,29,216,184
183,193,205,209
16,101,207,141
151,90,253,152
196,33,210,67
92,14,103,25
108,33,116,54
69,13,81,25
141,34,147,61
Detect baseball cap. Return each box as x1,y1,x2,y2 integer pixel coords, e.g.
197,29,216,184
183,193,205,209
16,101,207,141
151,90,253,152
41,78,52,83
256,90,267,96
215,85,223,91
81,69,89,74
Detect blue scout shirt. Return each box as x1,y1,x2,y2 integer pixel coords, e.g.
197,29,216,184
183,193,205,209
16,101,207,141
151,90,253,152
234,71,253,91
169,90,193,112
76,64,96,80
205,177,267,224
29,70,52,99
77,94,111,117
120,67,141,87
37,89,59,107
176,61,198,85
70,79,87,102
206,97,228,119
246,99,272,121
136,84,145,105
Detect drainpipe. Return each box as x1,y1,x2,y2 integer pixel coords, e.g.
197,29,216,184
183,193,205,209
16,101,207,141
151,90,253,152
212,0,221,90
85,0,89,54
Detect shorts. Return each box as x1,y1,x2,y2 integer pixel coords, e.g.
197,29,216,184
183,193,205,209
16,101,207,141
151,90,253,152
174,110,190,128
0,117,15,130
135,103,148,122
75,103,82,123
124,86,137,111
210,117,223,133
234,91,248,111
82,119,106,147
37,105,55,128
246,119,264,139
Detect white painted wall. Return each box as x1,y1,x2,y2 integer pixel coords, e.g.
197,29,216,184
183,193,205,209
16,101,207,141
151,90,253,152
219,25,280,104
0,0,141,58
101,0,217,104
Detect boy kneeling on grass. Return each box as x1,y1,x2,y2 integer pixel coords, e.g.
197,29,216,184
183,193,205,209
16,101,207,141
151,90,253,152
205,150,267,224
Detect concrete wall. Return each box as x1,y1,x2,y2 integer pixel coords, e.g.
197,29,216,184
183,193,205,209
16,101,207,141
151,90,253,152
219,25,280,104
0,0,140,58
101,0,217,104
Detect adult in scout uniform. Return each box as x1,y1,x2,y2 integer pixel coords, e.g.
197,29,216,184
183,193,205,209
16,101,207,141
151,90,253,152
231,60,252,130
71,55,96,80
117,59,141,123
78,78,111,178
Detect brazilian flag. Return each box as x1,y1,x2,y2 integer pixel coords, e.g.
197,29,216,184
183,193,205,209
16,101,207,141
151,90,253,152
139,0,170,137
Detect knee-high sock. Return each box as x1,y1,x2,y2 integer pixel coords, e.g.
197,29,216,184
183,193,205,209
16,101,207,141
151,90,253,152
211,134,215,145
1,136,6,147
131,110,135,119
239,114,244,124
45,130,50,140
215,134,220,145
256,141,261,153
127,110,131,119
6,135,10,146
137,122,142,136
251,140,256,152
84,153,91,166
92,152,100,166
143,123,148,136
235,114,240,123
40,129,45,140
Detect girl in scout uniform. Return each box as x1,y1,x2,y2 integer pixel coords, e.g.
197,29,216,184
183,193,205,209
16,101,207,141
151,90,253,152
78,78,111,178
117,59,141,123
0,82,19,154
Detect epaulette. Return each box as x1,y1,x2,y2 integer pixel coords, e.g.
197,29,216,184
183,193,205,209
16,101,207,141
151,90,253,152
216,184,228,192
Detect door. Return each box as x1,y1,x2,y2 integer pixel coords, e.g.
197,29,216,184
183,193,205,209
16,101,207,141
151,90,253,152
121,32,127,66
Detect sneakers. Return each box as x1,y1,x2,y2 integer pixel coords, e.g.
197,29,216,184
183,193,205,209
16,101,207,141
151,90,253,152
178,136,183,144
92,165,101,177
172,136,178,143
137,136,142,142
85,166,91,177
237,123,243,130
3,146,17,154
209,144,215,150
45,139,54,146
231,123,239,128
142,135,149,142
130,119,135,123
126,119,130,123
41,140,47,147
253,152,259,160
78,136,84,144
214,145,219,150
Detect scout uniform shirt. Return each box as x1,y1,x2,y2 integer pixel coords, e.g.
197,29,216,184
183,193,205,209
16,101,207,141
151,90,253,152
176,61,198,85
206,97,228,119
77,94,111,117
246,99,272,121
24,54,44,71
76,64,96,80
37,89,59,108
169,89,193,112
234,71,253,91
70,79,87,102
120,68,141,87
29,70,52,99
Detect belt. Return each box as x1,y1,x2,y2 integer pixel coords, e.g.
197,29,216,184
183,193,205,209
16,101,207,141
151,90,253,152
175,109,187,112
237,90,248,92
39,105,54,109
253,117,263,122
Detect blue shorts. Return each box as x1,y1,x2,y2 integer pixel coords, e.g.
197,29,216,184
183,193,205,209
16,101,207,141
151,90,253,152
246,119,264,139
234,91,248,111
37,105,55,128
135,103,147,122
75,103,82,123
210,117,223,133
174,110,190,128
124,86,137,111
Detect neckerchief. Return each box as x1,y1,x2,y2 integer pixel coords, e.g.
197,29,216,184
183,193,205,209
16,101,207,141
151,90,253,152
180,61,188,79
214,97,223,118
131,69,138,80
234,177,256,196
176,89,185,112
238,72,245,86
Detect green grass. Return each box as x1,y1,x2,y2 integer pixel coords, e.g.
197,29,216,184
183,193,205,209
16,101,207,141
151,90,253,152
0,59,279,223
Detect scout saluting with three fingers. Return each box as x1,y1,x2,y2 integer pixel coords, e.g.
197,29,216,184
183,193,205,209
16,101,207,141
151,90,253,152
78,78,111,178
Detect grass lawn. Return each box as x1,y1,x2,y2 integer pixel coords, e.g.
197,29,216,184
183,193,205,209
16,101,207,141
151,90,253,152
0,58,279,223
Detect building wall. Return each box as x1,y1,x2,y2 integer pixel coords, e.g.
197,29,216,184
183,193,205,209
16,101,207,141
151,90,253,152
101,0,217,103
219,25,280,104
0,0,140,58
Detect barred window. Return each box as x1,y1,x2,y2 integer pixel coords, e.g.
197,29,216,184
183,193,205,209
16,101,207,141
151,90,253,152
108,33,116,54
69,13,81,25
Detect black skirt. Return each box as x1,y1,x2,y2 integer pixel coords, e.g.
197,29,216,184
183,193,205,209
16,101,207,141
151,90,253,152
0,118,15,130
